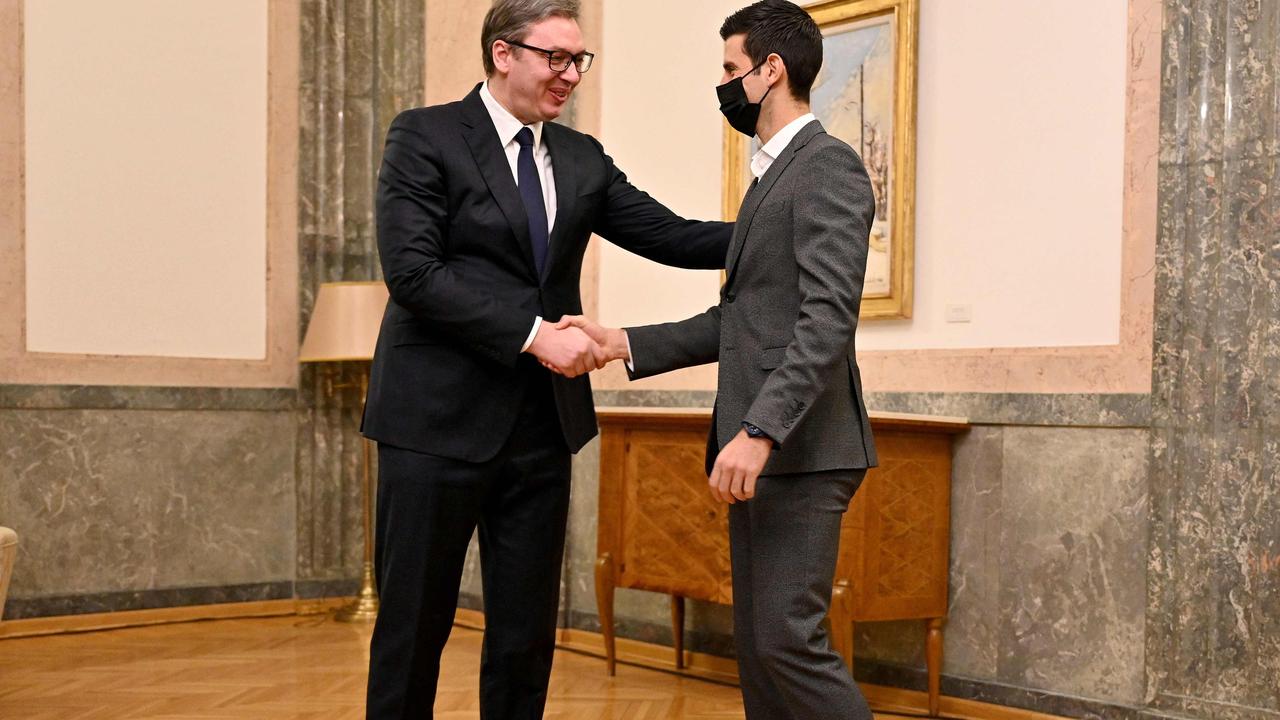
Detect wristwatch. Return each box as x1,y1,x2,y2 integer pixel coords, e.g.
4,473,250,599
742,422,771,442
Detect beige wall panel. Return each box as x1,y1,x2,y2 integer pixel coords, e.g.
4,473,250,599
857,0,1127,351
23,0,268,359
0,0,299,387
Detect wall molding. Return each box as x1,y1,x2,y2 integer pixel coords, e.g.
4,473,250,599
0,0,299,389
0,596,348,640
0,384,298,411
591,389,1151,428
1,579,359,625
854,0,1161,396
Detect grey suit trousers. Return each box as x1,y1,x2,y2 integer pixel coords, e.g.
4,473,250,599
729,469,871,720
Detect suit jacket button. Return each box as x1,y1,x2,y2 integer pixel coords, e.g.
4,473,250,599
725,292,736,303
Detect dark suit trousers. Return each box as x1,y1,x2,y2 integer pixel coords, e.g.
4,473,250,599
366,378,570,720
729,469,872,720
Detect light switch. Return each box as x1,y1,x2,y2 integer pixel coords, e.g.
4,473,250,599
945,304,973,323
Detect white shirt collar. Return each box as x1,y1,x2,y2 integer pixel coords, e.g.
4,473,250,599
750,112,817,179
480,81,543,151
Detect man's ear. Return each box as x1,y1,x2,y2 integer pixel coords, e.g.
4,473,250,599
492,40,511,74
766,52,786,87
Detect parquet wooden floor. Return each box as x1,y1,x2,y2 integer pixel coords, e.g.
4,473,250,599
0,614,924,719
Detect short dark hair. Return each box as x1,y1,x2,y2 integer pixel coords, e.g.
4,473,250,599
482,0,581,77
720,0,823,103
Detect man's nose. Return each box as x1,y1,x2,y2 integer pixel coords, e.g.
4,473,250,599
559,63,581,84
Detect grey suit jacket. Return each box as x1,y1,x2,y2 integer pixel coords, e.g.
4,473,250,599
627,120,878,475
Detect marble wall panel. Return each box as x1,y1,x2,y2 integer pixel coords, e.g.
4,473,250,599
596,388,1152,428
0,409,295,600
563,436,601,621
941,426,1005,680
0,387,296,412
851,425,1150,706
997,427,1150,705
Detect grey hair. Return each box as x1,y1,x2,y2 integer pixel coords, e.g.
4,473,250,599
481,0,581,76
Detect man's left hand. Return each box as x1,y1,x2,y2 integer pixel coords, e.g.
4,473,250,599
709,429,773,504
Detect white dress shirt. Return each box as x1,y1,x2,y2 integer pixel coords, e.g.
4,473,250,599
479,82,557,352
750,112,817,179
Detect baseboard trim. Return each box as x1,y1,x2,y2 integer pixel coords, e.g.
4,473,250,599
2,579,360,623
0,596,348,640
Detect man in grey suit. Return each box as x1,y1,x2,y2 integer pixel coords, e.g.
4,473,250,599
557,2,877,717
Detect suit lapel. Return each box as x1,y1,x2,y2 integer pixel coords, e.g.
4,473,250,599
541,123,578,282
724,120,825,288
458,85,539,281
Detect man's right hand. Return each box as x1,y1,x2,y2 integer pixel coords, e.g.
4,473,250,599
527,323,608,378
554,316,630,364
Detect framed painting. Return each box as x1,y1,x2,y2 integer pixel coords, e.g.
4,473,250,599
722,0,918,320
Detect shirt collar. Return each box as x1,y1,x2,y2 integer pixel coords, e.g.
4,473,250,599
481,81,544,151
750,112,817,179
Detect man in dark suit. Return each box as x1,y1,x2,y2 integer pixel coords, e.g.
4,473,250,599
359,0,732,717
558,2,877,718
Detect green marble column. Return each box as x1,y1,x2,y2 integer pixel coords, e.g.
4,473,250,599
295,0,424,593
1148,1,1279,717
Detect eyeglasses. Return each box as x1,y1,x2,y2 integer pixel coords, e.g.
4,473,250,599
504,39,595,74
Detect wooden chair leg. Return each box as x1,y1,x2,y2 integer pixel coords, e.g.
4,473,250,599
595,554,617,676
926,617,944,717
829,579,854,674
671,595,685,669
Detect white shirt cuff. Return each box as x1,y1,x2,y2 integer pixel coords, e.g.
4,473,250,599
625,332,635,372
521,316,543,353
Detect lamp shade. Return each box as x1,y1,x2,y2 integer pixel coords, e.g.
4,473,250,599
299,281,389,362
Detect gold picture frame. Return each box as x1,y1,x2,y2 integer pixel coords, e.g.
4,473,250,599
722,0,918,320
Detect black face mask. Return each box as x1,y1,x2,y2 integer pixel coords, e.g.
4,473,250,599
717,59,773,138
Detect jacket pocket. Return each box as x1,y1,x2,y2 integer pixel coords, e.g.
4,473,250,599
759,346,787,370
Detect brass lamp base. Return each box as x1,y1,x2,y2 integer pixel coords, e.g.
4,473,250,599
336,561,379,623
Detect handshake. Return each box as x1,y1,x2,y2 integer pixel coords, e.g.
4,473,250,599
528,316,629,378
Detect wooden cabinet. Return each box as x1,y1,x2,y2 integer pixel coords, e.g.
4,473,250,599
594,407,968,716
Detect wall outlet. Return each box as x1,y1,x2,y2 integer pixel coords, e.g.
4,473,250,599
945,304,973,323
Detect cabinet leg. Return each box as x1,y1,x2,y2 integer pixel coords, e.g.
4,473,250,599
926,617,944,717
595,554,617,676
671,595,685,669
829,579,854,675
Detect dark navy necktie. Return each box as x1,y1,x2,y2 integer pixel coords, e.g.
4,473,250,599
515,127,549,276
